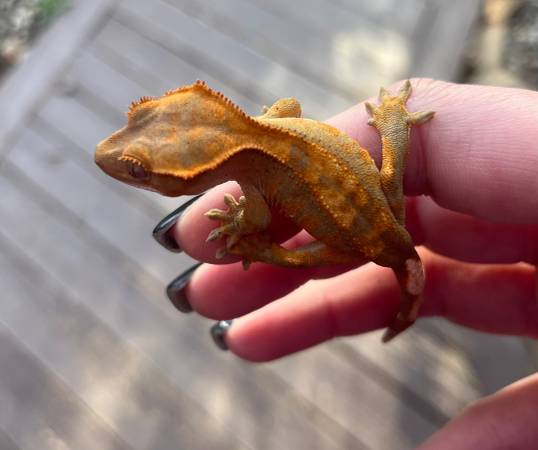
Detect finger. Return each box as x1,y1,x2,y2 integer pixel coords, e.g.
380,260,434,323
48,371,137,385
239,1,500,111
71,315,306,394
186,260,359,319
416,373,538,450
175,80,538,266
176,183,538,268
174,181,301,263
407,196,538,264
186,196,537,320
330,78,538,223
223,249,537,361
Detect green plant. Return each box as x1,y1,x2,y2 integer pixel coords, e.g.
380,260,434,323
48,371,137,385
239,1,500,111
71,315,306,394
36,0,71,24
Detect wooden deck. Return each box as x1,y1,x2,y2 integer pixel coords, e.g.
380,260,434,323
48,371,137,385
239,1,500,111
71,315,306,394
0,1,534,449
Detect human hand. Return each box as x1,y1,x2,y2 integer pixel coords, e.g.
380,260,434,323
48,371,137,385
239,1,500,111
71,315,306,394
160,79,538,449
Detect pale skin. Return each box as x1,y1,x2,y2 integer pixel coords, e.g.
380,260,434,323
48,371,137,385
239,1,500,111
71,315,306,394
173,79,538,449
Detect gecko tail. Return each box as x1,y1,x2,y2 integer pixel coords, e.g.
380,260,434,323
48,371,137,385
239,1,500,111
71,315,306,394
382,254,425,343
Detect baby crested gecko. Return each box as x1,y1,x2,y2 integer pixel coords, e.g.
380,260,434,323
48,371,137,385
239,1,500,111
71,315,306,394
95,80,434,342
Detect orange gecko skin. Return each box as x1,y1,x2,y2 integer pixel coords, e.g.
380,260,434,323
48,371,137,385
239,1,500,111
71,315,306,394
95,80,434,341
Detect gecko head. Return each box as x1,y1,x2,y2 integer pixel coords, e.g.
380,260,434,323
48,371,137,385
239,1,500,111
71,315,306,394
94,121,193,196
94,118,159,192
95,81,251,196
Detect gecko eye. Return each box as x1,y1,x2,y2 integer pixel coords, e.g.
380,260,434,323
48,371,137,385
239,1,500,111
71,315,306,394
125,158,149,180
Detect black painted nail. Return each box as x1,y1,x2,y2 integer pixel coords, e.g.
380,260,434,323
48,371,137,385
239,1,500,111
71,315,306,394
166,262,203,313
210,320,233,350
153,194,204,252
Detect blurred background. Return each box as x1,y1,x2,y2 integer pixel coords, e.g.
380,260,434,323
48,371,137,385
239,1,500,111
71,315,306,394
0,0,536,449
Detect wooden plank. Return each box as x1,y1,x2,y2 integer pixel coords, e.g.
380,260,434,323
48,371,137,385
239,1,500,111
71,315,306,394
243,0,413,84
0,325,132,450
271,345,437,449
7,127,191,283
248,0,481,82
37,87,120,154
166,0,374,99
0,427,19,450
244,0,370,38
0,231,248,450
417,320,533,394
332,322,533,421
332,329,476,423
106,13,276,111
1,134,359,450
115,0,351,119
69,49,258,126
91,19,261,114
328,0,427,34
37,78,119,143
0,0,119,154
410,0,481,80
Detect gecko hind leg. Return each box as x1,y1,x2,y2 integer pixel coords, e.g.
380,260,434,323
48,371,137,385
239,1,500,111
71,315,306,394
205,185,361,269
365,81,434,225
257,97,302,119
227,237,361,268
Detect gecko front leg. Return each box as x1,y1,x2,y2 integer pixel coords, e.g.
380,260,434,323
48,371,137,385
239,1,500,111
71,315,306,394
205,184,272,266
365,80,434,225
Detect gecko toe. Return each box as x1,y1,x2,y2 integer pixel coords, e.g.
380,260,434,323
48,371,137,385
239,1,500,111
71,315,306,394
407,110,435,125
226,233,241,249
378,86,390,101
365,102,377,117
223,193,240,209
206,228,222,242
205,208,231,221
397,79,412,101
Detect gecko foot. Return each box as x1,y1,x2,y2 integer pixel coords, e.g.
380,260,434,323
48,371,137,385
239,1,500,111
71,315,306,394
205,193,246,251
205,192,263,264
365,80,434,128
204,187,272,267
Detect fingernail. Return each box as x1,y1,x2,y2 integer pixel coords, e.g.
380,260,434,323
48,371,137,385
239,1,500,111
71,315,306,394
153,194,204,252
210,320,233,350
166,262,202,313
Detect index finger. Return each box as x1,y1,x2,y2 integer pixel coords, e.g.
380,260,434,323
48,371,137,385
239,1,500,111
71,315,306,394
329,78,538,223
